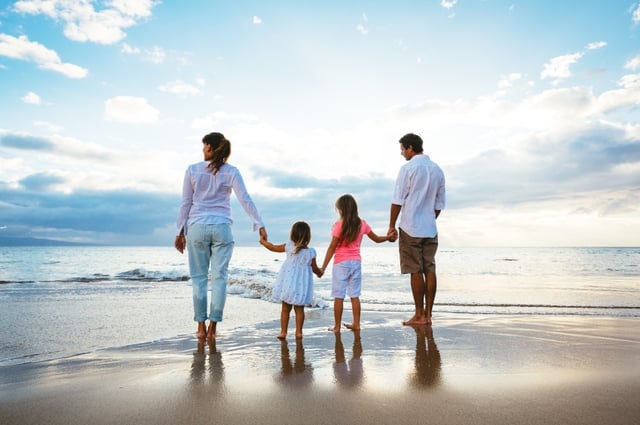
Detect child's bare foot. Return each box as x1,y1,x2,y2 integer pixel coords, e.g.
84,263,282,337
277,332,287,340
344,323,360,331
328,326,340,333
402,314,428,326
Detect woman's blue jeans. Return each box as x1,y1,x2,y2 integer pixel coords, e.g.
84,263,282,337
186,223,234,323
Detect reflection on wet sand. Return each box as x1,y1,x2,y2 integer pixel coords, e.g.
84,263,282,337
333,331,364,389
190,339,225,393
408,326,441,388
277,339,313,388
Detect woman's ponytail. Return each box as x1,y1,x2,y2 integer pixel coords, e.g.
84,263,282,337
203,132,231,175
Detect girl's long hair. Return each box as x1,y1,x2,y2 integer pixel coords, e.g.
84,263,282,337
336,194,361,245
203,132,231,175
290,221,312,254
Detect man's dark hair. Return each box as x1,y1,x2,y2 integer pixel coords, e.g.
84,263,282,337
399,133,424,153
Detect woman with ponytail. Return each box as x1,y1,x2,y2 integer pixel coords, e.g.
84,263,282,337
175,132,267,340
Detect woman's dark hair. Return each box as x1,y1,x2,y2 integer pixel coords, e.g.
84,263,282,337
290,221,312,254
336,194,361,245
202,132,231,175
399,133,424,153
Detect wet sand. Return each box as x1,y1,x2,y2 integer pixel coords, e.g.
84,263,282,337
1,311,639,425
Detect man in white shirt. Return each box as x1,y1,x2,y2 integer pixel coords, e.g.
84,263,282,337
388,133,446,326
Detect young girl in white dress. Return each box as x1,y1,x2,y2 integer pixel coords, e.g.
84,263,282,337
260,221,323,339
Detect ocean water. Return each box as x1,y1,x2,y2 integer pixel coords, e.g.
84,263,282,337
1,246,639,366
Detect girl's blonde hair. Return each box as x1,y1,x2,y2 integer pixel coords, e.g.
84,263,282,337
335,194,361,245
290,221,312,254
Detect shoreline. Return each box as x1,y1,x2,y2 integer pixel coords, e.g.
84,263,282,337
2,311,639,424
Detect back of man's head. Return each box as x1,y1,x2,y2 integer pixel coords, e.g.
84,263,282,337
399,133,424,153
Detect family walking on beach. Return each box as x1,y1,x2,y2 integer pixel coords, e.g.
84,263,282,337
174,131,446,340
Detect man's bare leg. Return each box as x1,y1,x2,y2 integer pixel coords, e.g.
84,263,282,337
403,272,428,325
294,305,305,339
425,272,437,325
329,298,344,333
279,302,292,339
344,297,361,330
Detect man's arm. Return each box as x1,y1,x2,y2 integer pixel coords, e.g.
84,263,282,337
388,203,402,240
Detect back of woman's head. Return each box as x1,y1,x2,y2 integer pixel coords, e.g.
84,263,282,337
290,221,311,254
336,194,361,244
203,132,231,175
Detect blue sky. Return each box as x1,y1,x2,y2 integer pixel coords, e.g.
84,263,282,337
1,0,639,247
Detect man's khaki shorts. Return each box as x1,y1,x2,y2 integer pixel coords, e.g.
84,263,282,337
398,229,438,274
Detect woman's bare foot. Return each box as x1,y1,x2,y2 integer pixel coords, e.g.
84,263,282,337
402,314,427,326
206,322,217,340
197,322,206,339
328,326,340,333
344,323,360,331
295,333,303,339
277,331,287,340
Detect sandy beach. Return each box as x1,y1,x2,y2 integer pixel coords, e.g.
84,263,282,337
1,309,639,425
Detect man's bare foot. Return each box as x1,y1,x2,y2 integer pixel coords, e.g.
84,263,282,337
402,315,428,326
206,322,217,340
277,332,287,340
328,326,340,333
344,323,360,331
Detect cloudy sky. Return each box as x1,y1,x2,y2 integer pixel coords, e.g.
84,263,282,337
1,1,639,247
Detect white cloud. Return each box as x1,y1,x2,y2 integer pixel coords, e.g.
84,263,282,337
144,46,165,64
497,73,522,89
158,80,202,97
541,52,583,81
34,121,64,132
13,0,157,45
120,43,164,63
0,34,88,78
440,0,458,9
253,16,262,24
110,0,155,17
593,74,640,115
633,3,640,23
121,43,140,54
104,96,159,123
21,91,41,104
585,41,607,50
625,54,640,71
356,24,368,35
191,111,259,130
